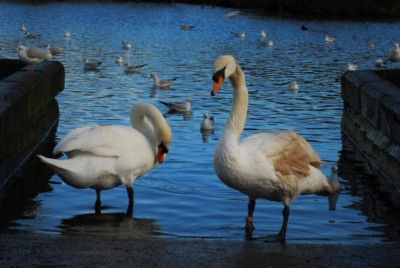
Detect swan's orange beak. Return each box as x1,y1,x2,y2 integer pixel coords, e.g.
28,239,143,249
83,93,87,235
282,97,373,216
157,142,169,164
211,75,224,96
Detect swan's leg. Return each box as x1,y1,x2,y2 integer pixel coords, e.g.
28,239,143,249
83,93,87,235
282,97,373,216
126,187,134,217
245,198,256,236
95,189,101,214
278,205,290,243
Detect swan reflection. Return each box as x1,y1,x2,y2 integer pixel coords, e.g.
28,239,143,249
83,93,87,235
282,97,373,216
59,212,160,237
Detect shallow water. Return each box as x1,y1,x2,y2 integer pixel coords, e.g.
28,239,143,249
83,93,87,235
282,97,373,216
0,2,399,244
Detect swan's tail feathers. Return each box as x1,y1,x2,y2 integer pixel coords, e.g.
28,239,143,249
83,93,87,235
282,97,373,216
328,165,341,210
37,155,85,188
38,155,70,175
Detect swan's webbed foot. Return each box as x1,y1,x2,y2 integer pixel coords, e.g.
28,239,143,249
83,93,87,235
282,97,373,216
245,198,256,239
277,205,290,245
245,216,255,240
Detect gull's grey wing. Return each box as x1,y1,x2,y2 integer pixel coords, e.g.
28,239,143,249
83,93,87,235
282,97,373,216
26,47,50,59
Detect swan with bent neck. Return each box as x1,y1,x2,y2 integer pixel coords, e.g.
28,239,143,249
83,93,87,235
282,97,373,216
38,102,171,216
211,55,340,243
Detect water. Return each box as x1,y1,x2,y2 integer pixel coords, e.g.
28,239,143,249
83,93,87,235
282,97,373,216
1,2,399,244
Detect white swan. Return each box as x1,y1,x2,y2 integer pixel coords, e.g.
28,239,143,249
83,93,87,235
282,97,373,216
210,55,340,242
38,102,171,215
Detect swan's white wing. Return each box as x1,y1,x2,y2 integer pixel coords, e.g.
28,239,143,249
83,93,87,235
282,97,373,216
241,130,322,177
53,125,152,157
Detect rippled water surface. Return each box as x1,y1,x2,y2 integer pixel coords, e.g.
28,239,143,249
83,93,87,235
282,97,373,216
1,2,399,243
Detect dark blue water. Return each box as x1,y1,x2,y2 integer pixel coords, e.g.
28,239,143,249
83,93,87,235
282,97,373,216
1,2,399,243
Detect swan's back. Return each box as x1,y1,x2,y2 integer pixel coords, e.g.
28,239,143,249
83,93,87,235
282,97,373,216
240,130,322,177
54,124,153,157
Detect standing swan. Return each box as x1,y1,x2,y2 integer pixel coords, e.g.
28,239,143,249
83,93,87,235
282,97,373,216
38,102,171,216
210,55,340,243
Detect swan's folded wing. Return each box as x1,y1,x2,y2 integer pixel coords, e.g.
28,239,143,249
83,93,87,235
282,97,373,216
241,130,322,177
53,125,150,157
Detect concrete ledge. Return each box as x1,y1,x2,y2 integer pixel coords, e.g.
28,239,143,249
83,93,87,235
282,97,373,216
341,69,400,208
0,59,64,200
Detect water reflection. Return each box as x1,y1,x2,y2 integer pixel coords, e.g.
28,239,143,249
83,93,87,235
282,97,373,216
165,110,192,121
200,129,215,143
338,134,400,241
0,127,57,228
60,213,160,237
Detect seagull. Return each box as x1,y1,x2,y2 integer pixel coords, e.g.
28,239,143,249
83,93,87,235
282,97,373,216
124,63,147,74
324,35,335,43
45,44,63,55
375,58,386,68
64,31,72,38
116,56,123,64
16,45,52,74
180,25,195,30
260,30,267,38
388,43,400,64
83,58,101,71
150,73,177,88
24,32,40,39
288,81,299,93
232,32,246,38
159,99,191,112
122,41,132,50
346,63,358,71
20,24,27,32
200,114,215,131
224,10,241,18
261,40,274,46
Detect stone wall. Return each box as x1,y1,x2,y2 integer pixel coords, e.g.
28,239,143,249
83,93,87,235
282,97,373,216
0,59,64,200
341,70,400,208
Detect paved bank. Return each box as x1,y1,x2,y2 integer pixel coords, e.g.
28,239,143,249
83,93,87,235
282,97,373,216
0,232,399,267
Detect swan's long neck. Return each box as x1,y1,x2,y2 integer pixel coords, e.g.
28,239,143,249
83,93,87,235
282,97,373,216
220,66,248,145
130,103,170,147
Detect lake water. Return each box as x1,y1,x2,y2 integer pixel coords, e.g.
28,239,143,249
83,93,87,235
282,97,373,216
0,2,399,244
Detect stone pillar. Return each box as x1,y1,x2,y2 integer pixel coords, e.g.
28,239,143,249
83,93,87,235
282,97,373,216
341,70,400,208
0,60,64,200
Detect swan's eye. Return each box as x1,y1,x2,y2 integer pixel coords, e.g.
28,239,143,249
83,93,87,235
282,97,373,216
212,67,226,82
159,142,169,154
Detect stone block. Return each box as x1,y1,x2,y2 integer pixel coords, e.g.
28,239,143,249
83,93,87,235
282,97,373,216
380,95,400,145
0,59,64,198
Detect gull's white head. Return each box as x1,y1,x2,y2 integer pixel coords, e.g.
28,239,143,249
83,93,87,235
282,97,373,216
16,45,27,55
